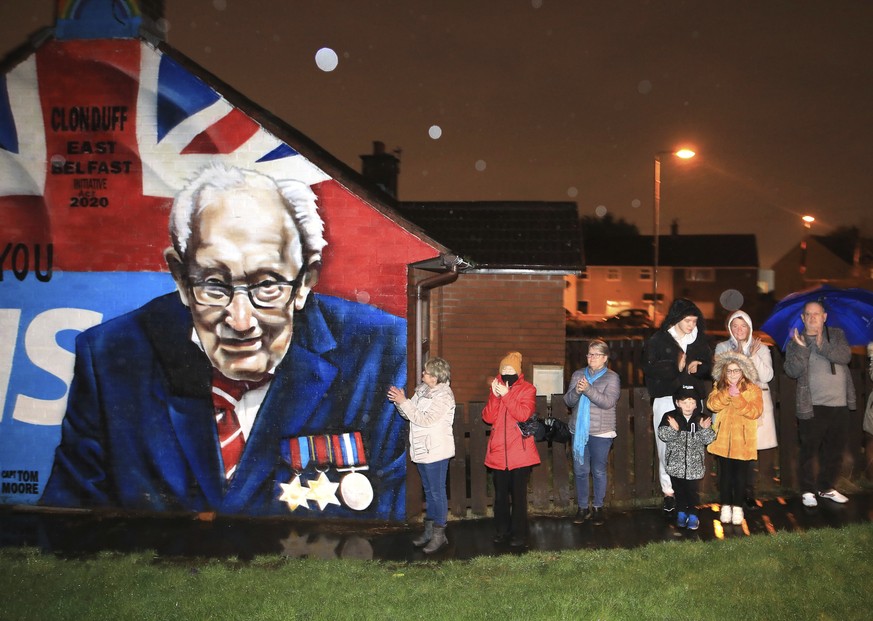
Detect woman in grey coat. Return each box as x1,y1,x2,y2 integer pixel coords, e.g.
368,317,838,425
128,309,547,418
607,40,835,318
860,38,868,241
564,339,620,525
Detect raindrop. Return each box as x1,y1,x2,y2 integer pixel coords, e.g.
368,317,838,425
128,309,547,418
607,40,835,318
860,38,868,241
631,198,641,209
156,18,170,34
719,289,744,311
315,47,339,72
637,80,652,94
50,154,65,166
531,0,544,8
595,205,608,217
428,125,442,140
567,187,579,198
475,160,487,172
356,291,371,305
212,0,227,11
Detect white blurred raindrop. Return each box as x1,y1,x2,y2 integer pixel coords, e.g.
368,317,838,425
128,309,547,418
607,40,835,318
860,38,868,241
595,205,608,218
475,160,487,172
356,291,371,305
637,80,652,94
631,198,641,209
213,0,227,11
567,187,579,198
315,47,339,72
531,0,544,8
428,125,442,140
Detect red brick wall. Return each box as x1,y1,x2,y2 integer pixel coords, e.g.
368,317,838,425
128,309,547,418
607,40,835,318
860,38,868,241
431,273,567,408
313,180,438,318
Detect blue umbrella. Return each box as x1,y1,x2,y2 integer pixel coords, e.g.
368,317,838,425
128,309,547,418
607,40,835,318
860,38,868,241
760,284,873,350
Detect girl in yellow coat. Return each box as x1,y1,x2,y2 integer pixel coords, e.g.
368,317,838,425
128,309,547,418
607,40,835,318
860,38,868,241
707,352,763,526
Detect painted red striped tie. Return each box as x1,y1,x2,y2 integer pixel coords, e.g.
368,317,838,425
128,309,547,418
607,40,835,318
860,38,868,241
211,371,272,479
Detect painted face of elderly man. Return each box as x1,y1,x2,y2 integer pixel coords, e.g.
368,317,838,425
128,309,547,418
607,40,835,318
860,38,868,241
164,166,323,381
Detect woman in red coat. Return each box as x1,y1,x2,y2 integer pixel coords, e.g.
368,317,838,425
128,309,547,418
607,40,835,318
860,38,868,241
482,351,541,547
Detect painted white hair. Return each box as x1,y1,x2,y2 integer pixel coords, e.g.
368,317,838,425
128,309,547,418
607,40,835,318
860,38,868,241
169,163,327,265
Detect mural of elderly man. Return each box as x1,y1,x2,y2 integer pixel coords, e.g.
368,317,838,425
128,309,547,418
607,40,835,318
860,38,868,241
40,164,408,520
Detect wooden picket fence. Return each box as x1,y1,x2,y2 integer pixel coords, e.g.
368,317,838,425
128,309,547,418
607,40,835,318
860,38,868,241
404,345,873,520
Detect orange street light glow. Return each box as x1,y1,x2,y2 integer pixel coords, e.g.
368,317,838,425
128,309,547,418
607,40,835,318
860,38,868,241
675,149,696,159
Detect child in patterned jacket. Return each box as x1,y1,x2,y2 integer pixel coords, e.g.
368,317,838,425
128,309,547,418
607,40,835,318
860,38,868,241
657,384,715,530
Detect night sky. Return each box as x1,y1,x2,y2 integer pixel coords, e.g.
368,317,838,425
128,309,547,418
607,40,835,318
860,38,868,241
2,0,871,268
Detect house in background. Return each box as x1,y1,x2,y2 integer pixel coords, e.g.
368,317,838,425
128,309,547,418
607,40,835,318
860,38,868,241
771,232,873,299
395,200,584,406
576,227,760,330
356,141,584,406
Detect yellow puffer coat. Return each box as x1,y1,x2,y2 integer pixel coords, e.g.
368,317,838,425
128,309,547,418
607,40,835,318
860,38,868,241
706,385,764,461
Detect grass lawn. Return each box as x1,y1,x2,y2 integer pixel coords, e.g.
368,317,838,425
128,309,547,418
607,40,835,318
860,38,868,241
2,522,872,620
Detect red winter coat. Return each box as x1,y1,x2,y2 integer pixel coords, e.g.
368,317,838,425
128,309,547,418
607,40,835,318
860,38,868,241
482,375,541,471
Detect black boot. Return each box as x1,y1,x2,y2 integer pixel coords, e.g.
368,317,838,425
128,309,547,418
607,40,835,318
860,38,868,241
423,524,447,553
412,519,433,547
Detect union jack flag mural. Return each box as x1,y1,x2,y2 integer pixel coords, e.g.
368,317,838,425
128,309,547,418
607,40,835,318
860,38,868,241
0,15,437,520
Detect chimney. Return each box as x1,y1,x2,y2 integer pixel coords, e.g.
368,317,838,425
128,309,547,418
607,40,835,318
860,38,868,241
360,141,400,199
670,219,679,236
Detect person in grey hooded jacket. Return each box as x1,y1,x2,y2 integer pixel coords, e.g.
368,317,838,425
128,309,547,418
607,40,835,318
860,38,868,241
715,309,777,509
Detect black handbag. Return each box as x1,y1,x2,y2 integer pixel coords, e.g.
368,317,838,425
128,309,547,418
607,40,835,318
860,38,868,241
517,415,547,442
544,417,572,443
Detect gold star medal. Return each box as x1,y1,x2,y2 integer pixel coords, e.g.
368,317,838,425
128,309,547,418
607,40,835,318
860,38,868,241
306,471,341,510
278,475,310,511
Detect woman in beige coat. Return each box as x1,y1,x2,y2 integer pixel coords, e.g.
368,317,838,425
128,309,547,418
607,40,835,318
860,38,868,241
388,357,455,553
707,352,763,526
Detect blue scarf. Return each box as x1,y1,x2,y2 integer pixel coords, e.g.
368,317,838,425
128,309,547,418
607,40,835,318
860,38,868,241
573,366,608,465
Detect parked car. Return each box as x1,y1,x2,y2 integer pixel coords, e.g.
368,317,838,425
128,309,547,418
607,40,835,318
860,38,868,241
599,308,654,329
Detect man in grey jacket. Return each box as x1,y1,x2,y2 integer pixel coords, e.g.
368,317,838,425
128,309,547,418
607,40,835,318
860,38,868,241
784,300,856,508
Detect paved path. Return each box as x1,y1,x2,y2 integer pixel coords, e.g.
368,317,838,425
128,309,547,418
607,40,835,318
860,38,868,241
2,491,870,562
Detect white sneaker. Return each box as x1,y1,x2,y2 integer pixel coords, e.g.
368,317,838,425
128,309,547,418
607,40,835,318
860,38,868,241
802,492,818,507
731,506,744,525
719,505,732,523
818,489,849,504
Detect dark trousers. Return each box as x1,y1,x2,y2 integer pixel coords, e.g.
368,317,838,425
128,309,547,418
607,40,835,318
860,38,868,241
798,405,850,492
492,466,532,539
717,457,749,507
669,476,700,516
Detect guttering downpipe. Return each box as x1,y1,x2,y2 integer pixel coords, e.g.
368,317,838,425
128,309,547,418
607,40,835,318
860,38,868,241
415,260,460,381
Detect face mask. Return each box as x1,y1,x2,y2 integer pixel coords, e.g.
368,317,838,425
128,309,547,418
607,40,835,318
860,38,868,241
501,373,518,386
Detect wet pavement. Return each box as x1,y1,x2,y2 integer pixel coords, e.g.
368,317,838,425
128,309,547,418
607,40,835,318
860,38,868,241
2,491,872,562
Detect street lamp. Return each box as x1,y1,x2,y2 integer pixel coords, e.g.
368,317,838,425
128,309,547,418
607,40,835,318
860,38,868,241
800,215,814,277
651,148,695,321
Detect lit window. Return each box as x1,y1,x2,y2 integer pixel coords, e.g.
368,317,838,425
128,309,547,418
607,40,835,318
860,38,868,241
685,268,715,282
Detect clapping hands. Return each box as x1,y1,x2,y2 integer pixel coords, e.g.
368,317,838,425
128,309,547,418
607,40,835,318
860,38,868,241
491,378,509,397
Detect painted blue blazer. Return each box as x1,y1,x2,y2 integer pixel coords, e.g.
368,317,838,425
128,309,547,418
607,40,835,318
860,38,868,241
40,292,408,521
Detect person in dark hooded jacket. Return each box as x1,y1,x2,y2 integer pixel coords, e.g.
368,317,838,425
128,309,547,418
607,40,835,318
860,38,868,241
642,298,712,513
